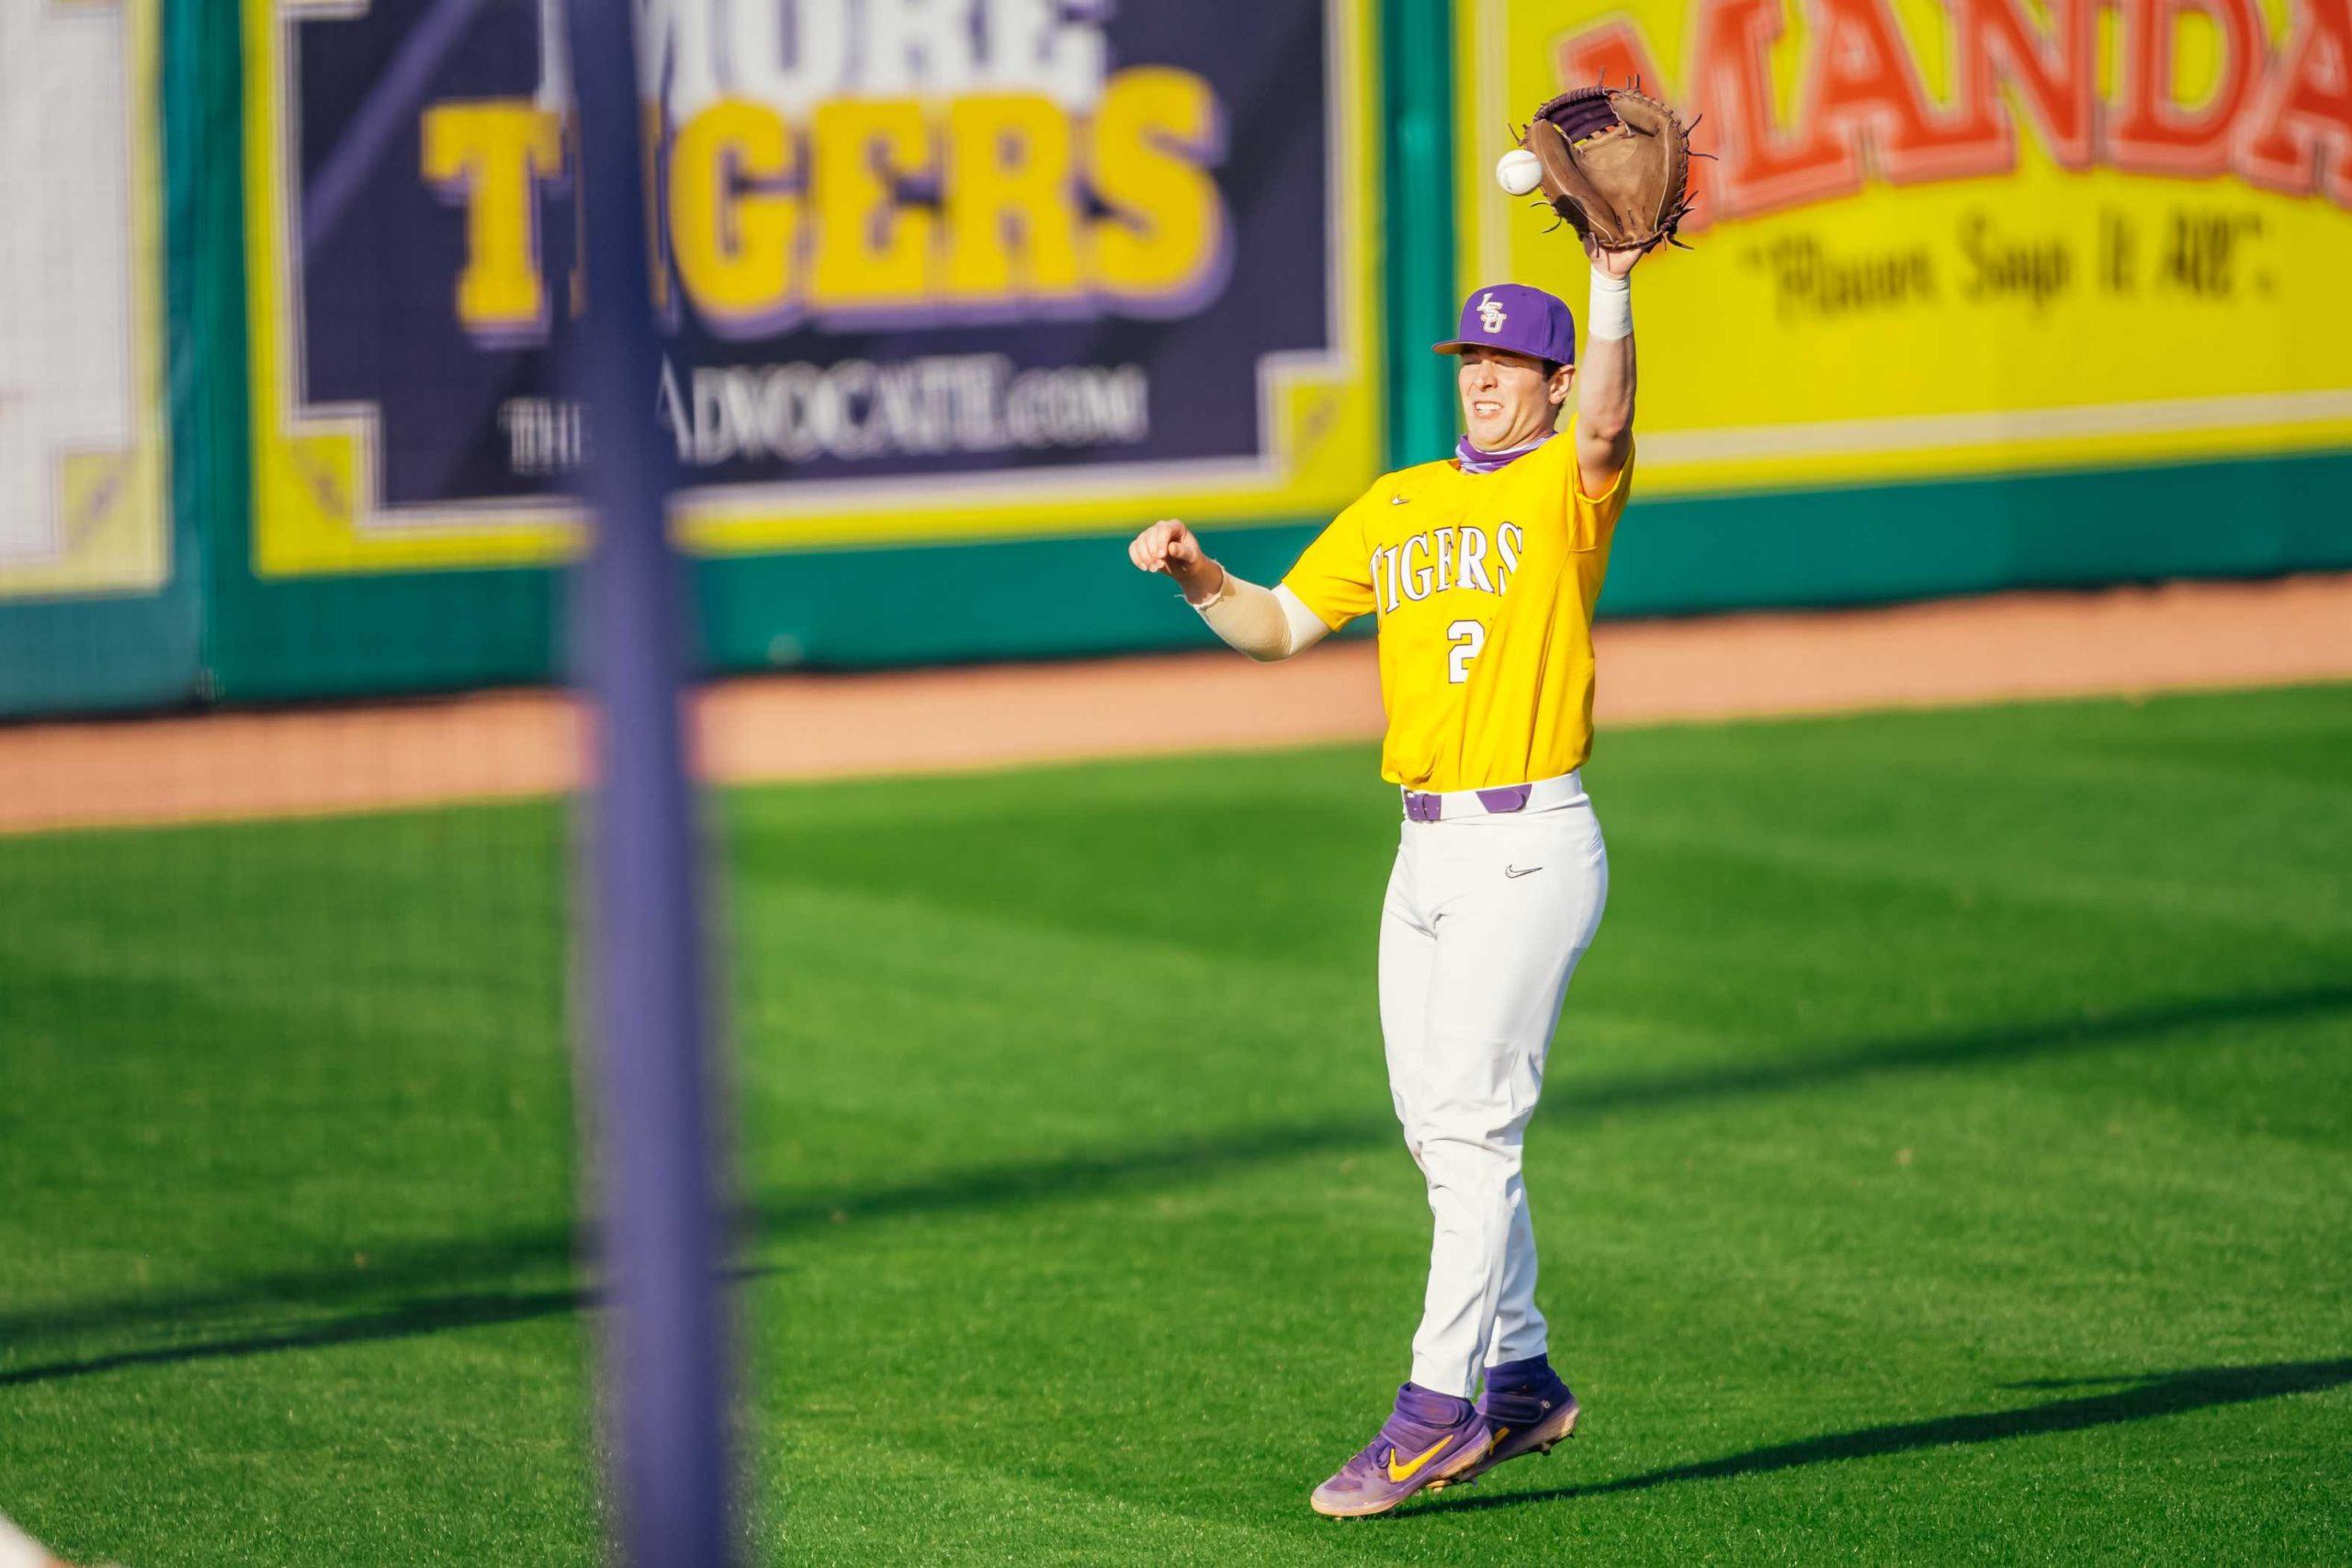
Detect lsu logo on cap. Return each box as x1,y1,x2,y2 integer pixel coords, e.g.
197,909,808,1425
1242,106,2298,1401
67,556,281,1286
1477,294,1508,333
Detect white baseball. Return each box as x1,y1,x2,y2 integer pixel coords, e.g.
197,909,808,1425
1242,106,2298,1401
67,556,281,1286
1495,148,1543,197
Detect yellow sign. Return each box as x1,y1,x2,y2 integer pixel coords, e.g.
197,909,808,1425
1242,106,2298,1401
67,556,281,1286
1456,0,2352,495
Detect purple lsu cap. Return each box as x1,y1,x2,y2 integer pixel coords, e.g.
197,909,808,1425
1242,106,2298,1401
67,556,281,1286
1431,283,1577,367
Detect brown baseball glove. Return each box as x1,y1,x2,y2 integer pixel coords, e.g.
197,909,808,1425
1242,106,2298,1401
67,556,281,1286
1521,85,1696,253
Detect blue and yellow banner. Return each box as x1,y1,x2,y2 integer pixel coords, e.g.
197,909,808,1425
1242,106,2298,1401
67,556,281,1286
243,0,1381,576
1456,0,2352,496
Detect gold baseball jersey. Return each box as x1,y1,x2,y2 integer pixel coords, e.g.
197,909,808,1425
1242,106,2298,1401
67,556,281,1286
1282,426,1632,792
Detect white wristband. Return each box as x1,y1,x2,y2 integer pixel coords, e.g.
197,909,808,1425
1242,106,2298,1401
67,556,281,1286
1588,266,1633,343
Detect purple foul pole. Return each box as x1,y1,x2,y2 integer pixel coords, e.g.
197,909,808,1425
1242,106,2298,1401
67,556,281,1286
564,0,737,1562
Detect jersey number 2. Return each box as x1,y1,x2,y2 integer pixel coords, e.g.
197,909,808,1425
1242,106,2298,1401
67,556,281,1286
1446,620,1486,684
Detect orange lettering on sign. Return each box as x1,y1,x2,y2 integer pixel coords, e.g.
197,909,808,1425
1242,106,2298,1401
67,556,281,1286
1948,0,2098,171
2112,0,2267,176
2238,0,2352,205
1547,0,2352,222
1804,0,1990,183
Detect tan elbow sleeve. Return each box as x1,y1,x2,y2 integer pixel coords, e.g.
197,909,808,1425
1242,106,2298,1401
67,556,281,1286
1193,573,1299,661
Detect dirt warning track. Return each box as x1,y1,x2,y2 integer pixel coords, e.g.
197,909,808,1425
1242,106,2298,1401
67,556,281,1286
2,574,2347,836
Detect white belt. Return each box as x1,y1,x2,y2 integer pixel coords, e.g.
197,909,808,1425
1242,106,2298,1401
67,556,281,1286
1401,770,1585,822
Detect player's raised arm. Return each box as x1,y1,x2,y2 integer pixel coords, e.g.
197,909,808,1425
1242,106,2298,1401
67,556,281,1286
1513,84,1690,500
1127,518,1334,663
1574,240,1637,499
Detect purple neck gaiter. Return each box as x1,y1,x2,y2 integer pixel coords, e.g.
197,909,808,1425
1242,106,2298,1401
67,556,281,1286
1456,431,1554,474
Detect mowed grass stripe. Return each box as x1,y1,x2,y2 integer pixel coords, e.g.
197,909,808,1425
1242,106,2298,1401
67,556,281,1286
0,684,2345,1564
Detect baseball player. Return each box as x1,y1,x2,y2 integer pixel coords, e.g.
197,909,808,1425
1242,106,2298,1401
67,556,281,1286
1126,239,1641,1516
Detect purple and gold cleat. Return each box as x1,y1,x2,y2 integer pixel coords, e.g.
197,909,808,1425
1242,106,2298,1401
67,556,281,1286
1429,1355,1580,1491
1309,1382,1494,1517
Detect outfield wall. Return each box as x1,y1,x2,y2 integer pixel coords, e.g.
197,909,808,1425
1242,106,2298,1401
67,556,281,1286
4,0,2348,716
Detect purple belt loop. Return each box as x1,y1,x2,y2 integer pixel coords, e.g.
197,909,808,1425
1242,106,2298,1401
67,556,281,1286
1476,784,1533,814
1405,793,1442,822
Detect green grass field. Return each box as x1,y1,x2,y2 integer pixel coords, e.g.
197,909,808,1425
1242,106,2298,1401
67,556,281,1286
4,685,2348,1564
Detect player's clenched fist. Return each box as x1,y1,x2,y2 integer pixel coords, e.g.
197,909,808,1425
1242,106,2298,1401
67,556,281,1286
1127,519,1224,603
1127,517,1201,574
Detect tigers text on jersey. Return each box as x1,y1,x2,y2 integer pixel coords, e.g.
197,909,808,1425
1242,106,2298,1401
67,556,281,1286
1281,427,1632,793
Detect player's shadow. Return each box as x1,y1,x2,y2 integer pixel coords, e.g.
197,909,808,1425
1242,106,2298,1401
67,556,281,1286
1411,1358,2352,1516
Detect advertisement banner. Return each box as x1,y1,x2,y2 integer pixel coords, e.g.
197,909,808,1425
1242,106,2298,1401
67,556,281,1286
0,0,169,599
243,0,1380,576
1456,0,2352,497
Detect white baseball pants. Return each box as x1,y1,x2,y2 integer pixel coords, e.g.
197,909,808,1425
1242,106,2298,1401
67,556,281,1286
1378,772,1607,1399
